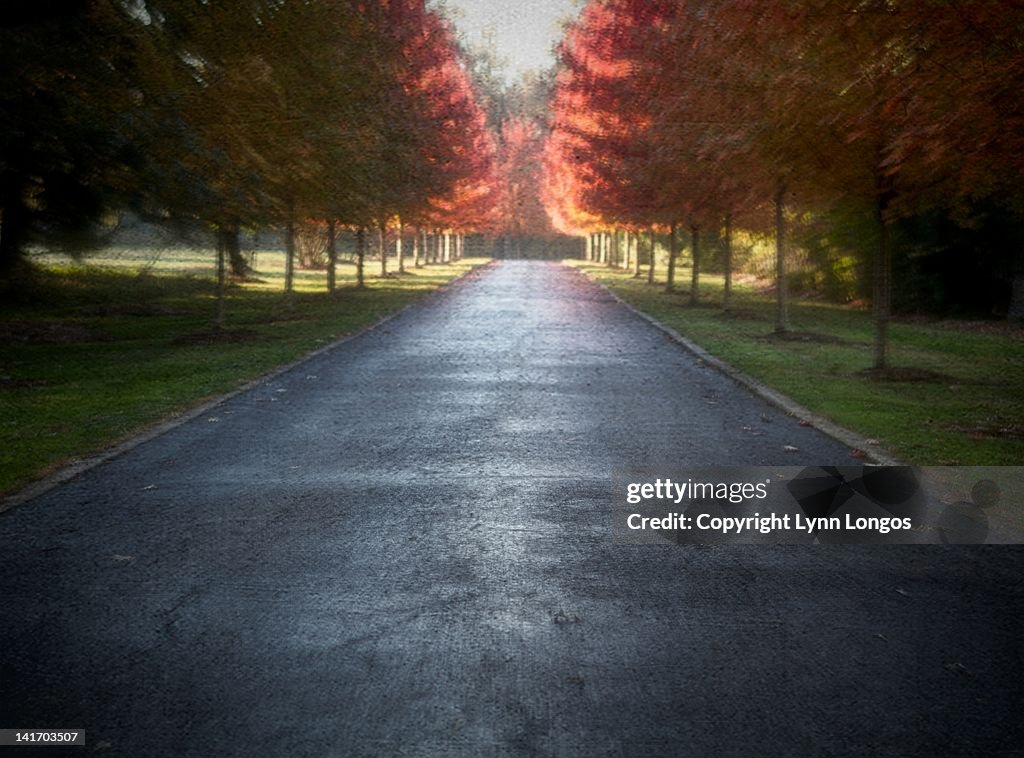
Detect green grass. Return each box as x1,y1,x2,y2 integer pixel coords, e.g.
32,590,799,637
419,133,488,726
569,260,1024,466
1,247,490,496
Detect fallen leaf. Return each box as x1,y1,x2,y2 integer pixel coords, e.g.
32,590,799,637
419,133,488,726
850,449,867,458
798,419,813,427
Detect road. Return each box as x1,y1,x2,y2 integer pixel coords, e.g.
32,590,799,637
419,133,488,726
1,261,1020,756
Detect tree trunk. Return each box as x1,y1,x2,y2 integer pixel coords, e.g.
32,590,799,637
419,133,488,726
284,216,295,294
326,219,337,293
356,226,366,288
633,231,641,278
379,222,387,277
413,227,421,268
214,228,226,329
723,213,733,311
396,219,404,273
647,227,656,284
774,183,788,333
873,189,894,370
666,222,677,292
690,225,701,307
226,225,247,276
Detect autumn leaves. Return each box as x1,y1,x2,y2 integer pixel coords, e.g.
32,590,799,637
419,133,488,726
541,0,1024,368
0,1,500,286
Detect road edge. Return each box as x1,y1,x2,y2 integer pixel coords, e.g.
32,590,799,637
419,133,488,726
580,267,902,466
1,260,499,514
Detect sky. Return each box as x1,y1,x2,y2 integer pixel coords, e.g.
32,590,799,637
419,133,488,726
434,0,581,83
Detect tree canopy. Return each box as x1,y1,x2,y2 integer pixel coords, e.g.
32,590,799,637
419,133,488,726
0,0,500,273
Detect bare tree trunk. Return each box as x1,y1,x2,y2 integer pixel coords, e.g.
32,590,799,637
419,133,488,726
413,227,422,268
397,218,405,274
379,222,387,277
647,227,656,284
326,219,337,293
284,215,295,294
624,231,632,272
873,187,894,370
774,182,788,333
214,228,226,329
228,225,247,277
723,213,733,311
690,225,701,307
666,222,677,292
214,221,247,277
633,231,641,278
356,226,366,288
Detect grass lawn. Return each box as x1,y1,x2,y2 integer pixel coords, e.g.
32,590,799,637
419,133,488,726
569,260,1024,466
0,246,490,496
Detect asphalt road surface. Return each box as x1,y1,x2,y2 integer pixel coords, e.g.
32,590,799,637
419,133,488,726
1,261,1021,756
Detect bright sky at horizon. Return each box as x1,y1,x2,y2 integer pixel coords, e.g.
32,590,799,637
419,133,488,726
435,0,581,83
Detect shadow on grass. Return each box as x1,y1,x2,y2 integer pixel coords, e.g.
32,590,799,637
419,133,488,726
172,327,263,346
761,330,859,346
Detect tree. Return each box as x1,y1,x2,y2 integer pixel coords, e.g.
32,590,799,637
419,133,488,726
0,2,152,274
